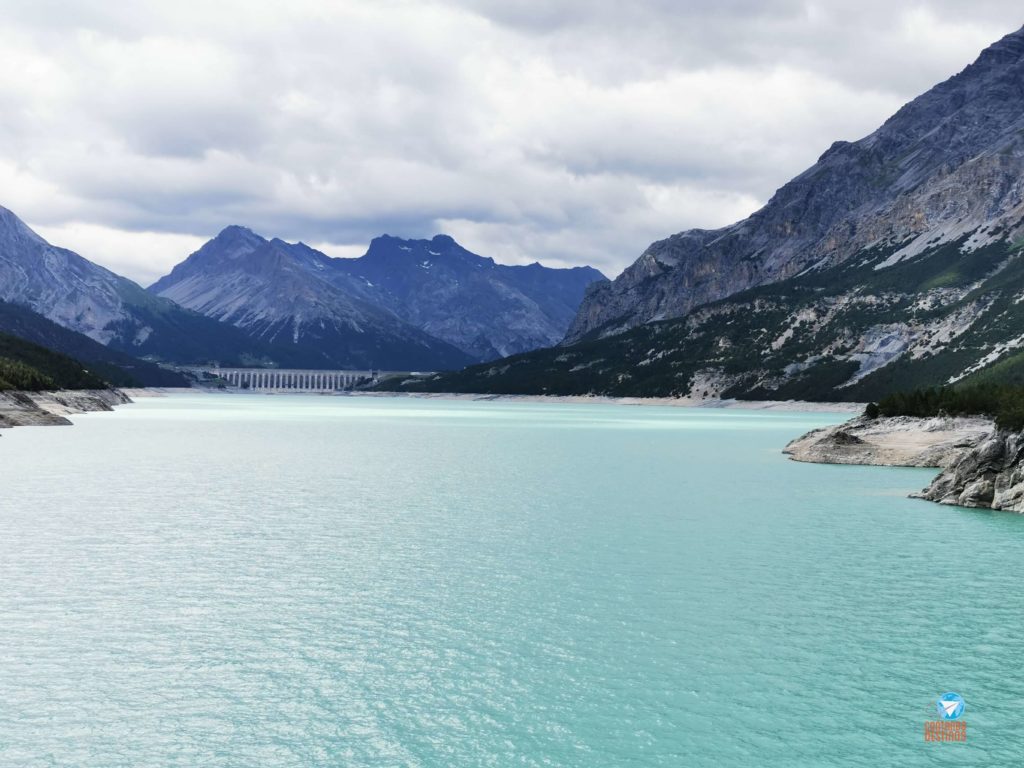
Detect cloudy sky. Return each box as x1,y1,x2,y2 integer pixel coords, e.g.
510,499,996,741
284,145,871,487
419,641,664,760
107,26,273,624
1,1,1022,284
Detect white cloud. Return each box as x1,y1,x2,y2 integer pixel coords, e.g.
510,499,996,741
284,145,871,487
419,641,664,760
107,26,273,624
306,242,367,261
32,221,206,286
0,0,1021,284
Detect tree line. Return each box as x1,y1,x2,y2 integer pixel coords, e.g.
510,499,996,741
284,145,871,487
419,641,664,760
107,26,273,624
866,384,1024,431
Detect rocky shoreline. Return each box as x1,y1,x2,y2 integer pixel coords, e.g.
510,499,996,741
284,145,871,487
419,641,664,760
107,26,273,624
7,387,1021,512
0,389,130,431
784,415,994,468
358,391,866,412
785,413,1024,513
913,431,1024,511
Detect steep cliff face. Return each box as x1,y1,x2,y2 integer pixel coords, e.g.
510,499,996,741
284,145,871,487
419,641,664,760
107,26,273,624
0,205,146,346
915,431,1024,511
0,206,287,365
566,26,1024,343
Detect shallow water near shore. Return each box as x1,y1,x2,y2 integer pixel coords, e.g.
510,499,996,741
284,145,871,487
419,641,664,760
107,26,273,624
1,393,1023,766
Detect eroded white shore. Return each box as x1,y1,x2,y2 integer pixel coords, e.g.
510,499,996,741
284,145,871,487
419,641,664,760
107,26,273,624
0,389,130,430
784,415,994,468
353,391,865,412
781,413,1024,512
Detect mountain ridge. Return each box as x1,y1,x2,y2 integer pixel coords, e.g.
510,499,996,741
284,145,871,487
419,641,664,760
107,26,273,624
385,25,1024,401
565,24,1024,343
151,229,605,363
0,206,306,367
332,234,605,359
151,228,475,370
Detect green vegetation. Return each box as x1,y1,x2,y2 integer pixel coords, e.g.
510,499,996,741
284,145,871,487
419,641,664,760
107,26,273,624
385,233,1024,403
0,300,188,387
732,358,860,402
0,332,109,391
0,358,54,391
869,384,1024,431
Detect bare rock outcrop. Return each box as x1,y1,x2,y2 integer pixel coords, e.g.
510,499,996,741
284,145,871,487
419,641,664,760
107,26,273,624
566,26,1024,343
784,415,993,467
786,413,1024,513
913,431,1024,511
0,389,130,431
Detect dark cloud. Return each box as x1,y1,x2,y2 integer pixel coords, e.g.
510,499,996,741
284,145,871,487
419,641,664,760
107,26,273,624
0,0,1021,284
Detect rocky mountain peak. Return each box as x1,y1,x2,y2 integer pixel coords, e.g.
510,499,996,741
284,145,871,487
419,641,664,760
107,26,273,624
0,206,47,248
152,228,605,364
148,225,269,294
973,23,1024,67
564,24,1024,344
361,233,495,270
0,204,282,364
208,225,267,257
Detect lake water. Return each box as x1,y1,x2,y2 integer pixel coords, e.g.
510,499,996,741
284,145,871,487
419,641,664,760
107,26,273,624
1,393,1023,766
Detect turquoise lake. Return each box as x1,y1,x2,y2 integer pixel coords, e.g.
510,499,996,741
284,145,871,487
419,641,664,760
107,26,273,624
1,393,1023,766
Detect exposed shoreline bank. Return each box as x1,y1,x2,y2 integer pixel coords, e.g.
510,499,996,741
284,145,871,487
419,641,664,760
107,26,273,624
784,415,994,468
13,385,1021,511
354,391,866,412
0,389,130,431
784,414,1024,513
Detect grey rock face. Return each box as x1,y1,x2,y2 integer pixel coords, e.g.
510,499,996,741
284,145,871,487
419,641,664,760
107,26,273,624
786,414,1024,513
915,431,1024,511
0,206,282,365
0,205,140,347
784,416,993,467
333,235,605,360
152,230,605,364
0,389,129,430
567,26,1024,343
150,227,473,370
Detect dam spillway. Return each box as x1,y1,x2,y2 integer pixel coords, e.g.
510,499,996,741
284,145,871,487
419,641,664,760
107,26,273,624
211,368,377,392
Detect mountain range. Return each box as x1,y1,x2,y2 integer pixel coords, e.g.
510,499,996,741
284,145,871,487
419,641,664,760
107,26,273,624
566,26,1024,345
395,25,1024,401
0,204,604,378
0,206,297,368
150,229,604,366
330,234,603,360
12,27,1024,398
148,226,473,370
